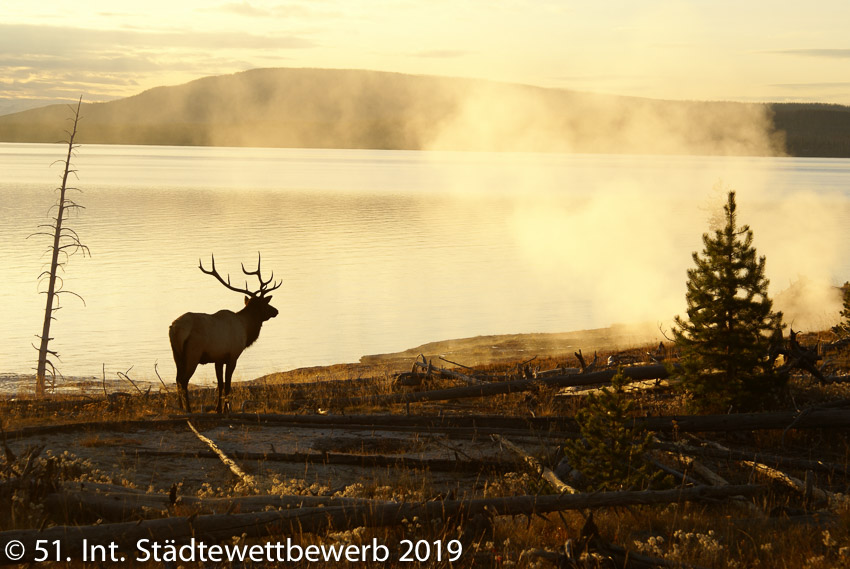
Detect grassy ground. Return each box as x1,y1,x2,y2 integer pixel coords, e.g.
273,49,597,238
2,329,850,568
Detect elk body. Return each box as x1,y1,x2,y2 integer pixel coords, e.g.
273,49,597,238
169,254,281,413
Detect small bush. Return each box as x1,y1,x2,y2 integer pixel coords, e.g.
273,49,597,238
563,370,667,491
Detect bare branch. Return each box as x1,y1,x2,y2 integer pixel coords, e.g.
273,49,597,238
55,289,87,307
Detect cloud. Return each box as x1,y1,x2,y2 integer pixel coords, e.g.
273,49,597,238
773,48,850,59
771,81,850,90
210,1,342,20
0,23,315,100
214,1,271,17
0,23,315,55
412,49,471,59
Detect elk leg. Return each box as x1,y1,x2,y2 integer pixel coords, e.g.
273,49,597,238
178,383,189,413
223,360,236,413
176,363,197,414
214,362,225,414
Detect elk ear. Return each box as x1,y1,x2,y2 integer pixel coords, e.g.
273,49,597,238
264,295,273,303
244,296,250,305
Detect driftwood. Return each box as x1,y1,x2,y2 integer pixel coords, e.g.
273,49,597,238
0,485,763,565
491,434,577,494
186,420,258,492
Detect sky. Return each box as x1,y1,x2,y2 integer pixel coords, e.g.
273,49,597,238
2,0,850,112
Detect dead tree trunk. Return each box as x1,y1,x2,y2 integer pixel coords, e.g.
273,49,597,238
32,96,89,396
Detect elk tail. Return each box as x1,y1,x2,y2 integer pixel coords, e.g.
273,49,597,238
169,321,192,365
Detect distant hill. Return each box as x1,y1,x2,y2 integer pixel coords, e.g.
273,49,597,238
1,67,847,157
771,103,850,157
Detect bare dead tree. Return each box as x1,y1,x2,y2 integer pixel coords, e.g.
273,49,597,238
29,97,90,396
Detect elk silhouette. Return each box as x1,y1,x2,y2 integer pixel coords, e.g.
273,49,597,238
169,254,281,413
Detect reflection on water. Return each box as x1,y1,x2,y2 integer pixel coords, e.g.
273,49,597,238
1,143,849,386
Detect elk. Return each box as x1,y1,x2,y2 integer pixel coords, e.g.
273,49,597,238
169,253,281,413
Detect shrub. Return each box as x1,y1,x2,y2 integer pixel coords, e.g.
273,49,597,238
563,370,665,491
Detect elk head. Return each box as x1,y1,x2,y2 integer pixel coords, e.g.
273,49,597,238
199,252,282,321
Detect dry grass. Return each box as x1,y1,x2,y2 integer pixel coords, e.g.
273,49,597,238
2,331,850,567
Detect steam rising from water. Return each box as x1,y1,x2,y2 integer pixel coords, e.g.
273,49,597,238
422,82,784,156
502,169,846,335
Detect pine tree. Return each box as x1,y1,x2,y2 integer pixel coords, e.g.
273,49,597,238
832,282,850,338
563,371,664,491
673,191,783,412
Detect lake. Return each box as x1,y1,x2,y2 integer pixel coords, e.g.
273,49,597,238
2,143,849,389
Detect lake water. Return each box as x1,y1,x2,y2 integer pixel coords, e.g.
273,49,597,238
2,143,849,390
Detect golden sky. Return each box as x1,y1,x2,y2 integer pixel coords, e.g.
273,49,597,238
3,0,850,109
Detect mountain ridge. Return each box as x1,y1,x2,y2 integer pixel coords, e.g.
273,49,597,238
1,67,848,157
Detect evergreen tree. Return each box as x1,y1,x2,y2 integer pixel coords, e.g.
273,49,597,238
673,191,784,412
832,282,850,338
563,371,664,491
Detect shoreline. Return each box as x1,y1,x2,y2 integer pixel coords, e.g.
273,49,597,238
2,324,664,393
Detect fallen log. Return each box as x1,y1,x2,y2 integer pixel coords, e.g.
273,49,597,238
0,485,763,565
331,364,674,407
46,484,394,522
218,408,850,435
639,408,850,433
130,448,509,473
557,378,675,398
226,407,850,437
413,357,484,385
5,408,849,450
491,434,578,494
2,414,556,445
742,460,831,504
656,443,761,514
662,451,728,487
187,420,258,492
654,440,849,475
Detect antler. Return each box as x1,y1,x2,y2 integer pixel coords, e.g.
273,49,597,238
199,253,282,298
241,252,282,297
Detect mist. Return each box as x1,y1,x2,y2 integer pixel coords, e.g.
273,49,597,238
491,167,846,337
410,81,844,335
4,67,846,342
421,82,784,156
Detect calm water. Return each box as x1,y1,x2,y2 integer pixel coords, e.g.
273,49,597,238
2,143,849,388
